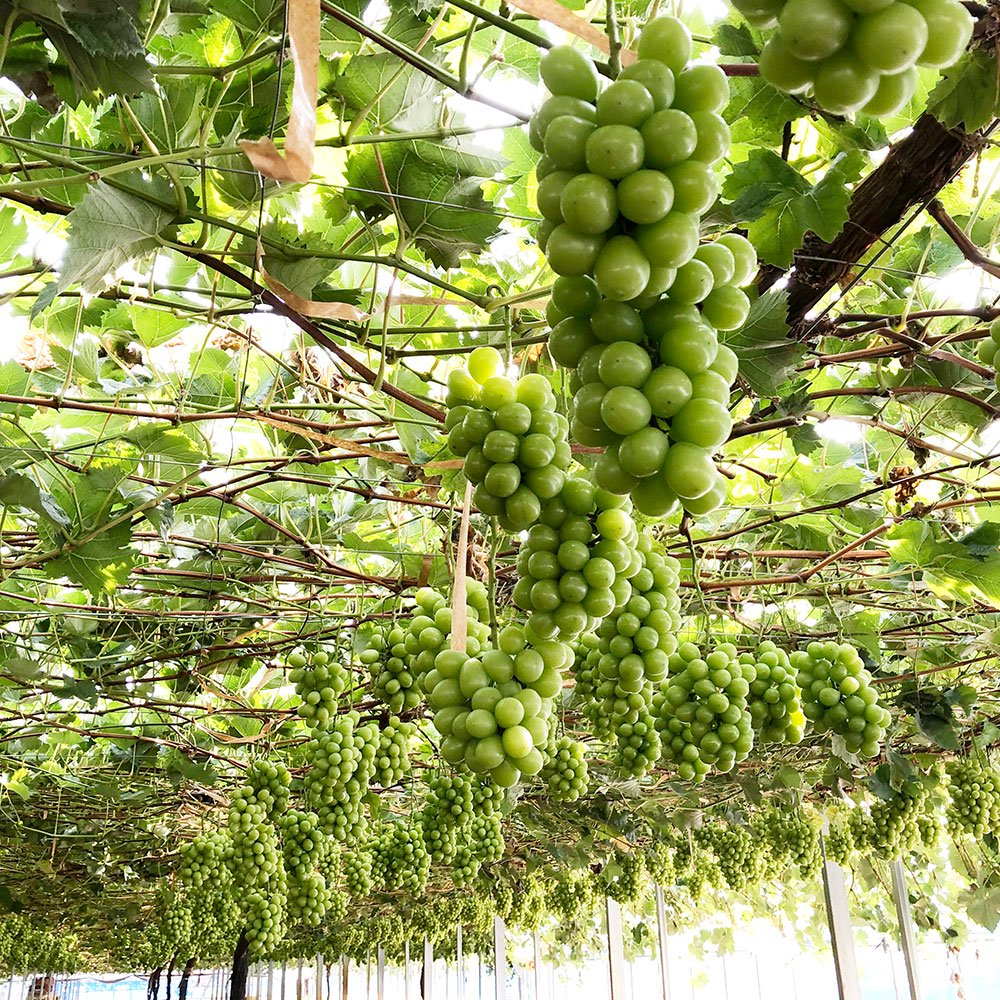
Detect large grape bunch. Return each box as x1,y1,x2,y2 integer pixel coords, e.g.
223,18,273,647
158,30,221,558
179,830,233,889
243,759,291,819
573,534,681,775
302,712,379,843
741,640,805,744
695,822,765,892
653,641,756,781
287,647,352,727
513,477,641,641
281,812,335,927
946,758,1000,837
427,623,568,786
420,772,475,863
445,346,571,532
868,784,928,858
373,716,415,787
371,821,431,894
791,641,890,757
976,318,1000,389
736,0,973,116
360,622,421,713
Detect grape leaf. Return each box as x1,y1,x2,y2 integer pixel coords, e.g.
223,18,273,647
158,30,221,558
58,181,175,292
723,150,865,267
721,290,805,396
345,140,503,268
927,50,1000,132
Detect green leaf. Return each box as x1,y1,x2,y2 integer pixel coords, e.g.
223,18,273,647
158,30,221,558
345,140,502,268
722,290,805,395
125,305,186,348
46,520,138,595
927,50,1000,132
59,181,175,292
215,0,282,32
723,150,864,267
0,472,72,529
0,360,29,410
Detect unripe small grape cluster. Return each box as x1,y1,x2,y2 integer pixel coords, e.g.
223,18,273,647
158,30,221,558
513,477,641,641
179,830,232,888
743,641,806,744
549,872,594,920
653,641,755,781
737,0,973,116
288,647,351,726
373,716,415,787
245,886,286,957
420,773,475,863
428,623,568,787
541,734,589,801
342,849,374,897
360,623,421,713
869,784,927,858
791,641,889,757
946,758,1000,837
445,347,571,532
696,823,761,892
977,319,1000,388
244,759,291,819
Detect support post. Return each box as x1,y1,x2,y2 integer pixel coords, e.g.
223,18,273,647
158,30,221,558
890,860,922,1000
820,836,862,1000
405,942,410,1000
377,947,385,1000
532,932,541,1000
606,898,626,1000
315,956,323,1000
423,938,434,1000
654,885,672,1000
456,923,464,1000
340,957,348,1000
493,917,506,1000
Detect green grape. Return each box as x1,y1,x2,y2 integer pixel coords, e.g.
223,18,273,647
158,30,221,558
946,758,1000,837
420,773,475,863
342,848,374,897
791,641,890,756
653,640,755,782
742,640,806,744
823,806,857,866
548,871,594,920
445,354,570,532
288,646,351,726
513,476,640,641
372,822,431,893
373,716,415,787
868,784,928,858
599,850,646,904
360,622,423,713
243,758,291,819
541,734,589,800
695,822,765,892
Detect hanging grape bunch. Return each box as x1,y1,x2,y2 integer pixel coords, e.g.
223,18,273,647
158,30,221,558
513,477,641,641
742,640,806,744
287,647,351,726
445,346,571,532
977,318,1000,388
735,0,973,116
532,18,754,517
360,622,422,714
427,622,568,786
945,758,1000,837
653,641,756,781
791,641,889,757
540,733,589,801
373,716,415,787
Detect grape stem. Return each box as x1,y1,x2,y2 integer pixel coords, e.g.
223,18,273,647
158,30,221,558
927,198,1000,281
605,0,621,78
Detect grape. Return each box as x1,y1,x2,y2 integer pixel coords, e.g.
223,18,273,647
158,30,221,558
513,477,640,641
744,0,964,115
372,822,431,893
549,872,594,920
420,772,475,863
599,850,646,903
539,45,600,102
342,848,374,897
742,641,806,744
791,641,890,756
360,622,422,713
288,647,351,726
754,805,821,876
445,351,570,532
653,641,755,781
868,783,928,857
946,758,1000,837
695,823,765,892
373,716,415,787
541,734,589,800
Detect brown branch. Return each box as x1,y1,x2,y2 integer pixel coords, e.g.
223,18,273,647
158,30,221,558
928,197,1000,278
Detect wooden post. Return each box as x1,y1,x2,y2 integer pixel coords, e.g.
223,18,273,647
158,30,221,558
890,860,923,1000
605,899,626,1000
493,918,506,1000
820,835,862,1000
654,885,672,1000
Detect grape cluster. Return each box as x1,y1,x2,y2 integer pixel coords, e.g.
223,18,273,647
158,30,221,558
445,347,571,532
541,734,589,801
420,773,475,863
342,849,374,897
244,886,286,956
599,850,646,904
696,823,762,892
372,822,431,894
302,713,379,843
404,583,492,688
738,0,972,116
373,716,415,787
243,759,291,819
574,534,681,775
159,891,193,953
281,810,326,874
286,870,332,927
179,830,232,889
534,20,731,304
287,647,351,726
360,623,421,713
791,641,889,757
513,478,640,641
946,758,1000,837
755,805,821,876
428,623,567,786
549,872,594,920
227,788,283,884
743,641,805,744
977,319,1000,388
653,641,755,781
869,785,927,858
468,811,505,864
823,807,857,866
